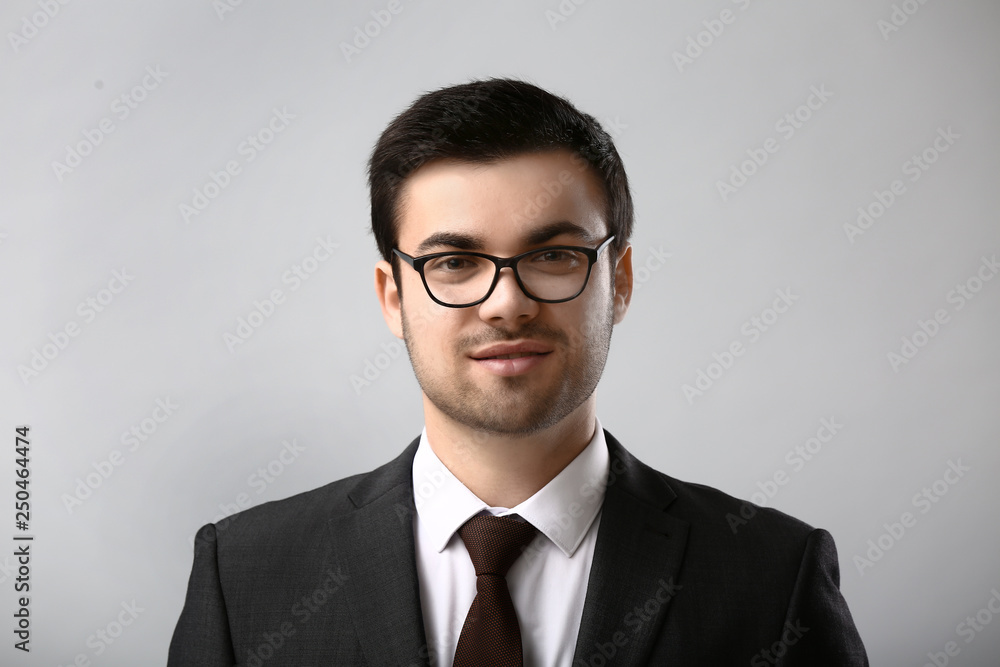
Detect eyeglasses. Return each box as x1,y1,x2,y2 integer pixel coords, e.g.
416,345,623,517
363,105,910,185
393,235,615,308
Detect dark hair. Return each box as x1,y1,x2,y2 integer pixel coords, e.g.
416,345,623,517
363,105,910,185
367,77,634,295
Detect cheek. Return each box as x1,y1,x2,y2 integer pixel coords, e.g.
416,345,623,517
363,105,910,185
558,303,596,352
403,289,442,338
408,306,460,356
570,291,613,348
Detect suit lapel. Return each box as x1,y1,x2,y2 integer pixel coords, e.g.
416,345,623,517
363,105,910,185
326,430,688,665
571,431,690,664
328,438,431,667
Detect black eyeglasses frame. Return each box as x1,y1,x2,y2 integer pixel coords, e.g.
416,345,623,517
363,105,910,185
392,234,616,308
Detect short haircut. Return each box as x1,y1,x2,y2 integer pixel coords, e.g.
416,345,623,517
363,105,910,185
367,77,634,297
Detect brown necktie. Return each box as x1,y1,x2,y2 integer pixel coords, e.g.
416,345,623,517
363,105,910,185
452,514,539,667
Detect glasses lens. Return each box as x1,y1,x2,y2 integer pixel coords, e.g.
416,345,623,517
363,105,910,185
423,249,590,305
423,254,496,305
519,248,589,300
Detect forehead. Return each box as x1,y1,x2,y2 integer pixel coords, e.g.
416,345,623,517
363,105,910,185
396,150,608,254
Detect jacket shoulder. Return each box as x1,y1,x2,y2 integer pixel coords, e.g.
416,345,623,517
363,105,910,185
205,437,419,552
666,473,816,543
214,472,364,543
649,469,833,602
601,434,867,663
605,430,816,547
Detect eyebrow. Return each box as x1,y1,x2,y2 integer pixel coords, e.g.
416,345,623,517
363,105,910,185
414,220,599,256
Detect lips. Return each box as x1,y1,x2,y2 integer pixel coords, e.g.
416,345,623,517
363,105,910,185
469,341,554,360
481,351,545,360
471,349,551,376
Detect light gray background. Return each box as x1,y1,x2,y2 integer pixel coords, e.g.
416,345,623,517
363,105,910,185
2,0,998,665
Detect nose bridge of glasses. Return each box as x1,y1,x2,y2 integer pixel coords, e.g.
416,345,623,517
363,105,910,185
491,257,527,296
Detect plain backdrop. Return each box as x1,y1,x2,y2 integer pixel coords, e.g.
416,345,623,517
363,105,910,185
1,0,998,665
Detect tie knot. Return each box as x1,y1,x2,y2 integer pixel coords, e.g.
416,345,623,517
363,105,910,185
458,514,538,577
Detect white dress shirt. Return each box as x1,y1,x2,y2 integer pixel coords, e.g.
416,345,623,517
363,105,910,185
411,416,610,667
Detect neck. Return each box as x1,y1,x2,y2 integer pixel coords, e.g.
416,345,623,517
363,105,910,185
423,396,597,508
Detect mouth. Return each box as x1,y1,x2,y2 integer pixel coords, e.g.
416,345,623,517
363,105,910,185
470,351,552,376
469,340,555,360
474,351,549,360
468,339,555,375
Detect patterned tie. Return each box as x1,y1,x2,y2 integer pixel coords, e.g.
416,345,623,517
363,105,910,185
452,514,539,667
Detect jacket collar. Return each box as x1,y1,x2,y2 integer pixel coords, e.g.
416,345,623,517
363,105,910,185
570,429,689,664
328,429,690,666
329,436,427,665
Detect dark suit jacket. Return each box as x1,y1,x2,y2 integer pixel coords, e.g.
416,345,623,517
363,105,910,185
168,429,868,665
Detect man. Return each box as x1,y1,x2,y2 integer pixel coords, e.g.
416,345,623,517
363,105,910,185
168,79,868,666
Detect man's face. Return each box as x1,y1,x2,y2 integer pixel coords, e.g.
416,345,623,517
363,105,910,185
375,149,632,437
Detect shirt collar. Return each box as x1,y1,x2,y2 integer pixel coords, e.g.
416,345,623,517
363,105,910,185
412,417,610,558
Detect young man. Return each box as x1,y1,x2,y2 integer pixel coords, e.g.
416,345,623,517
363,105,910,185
169,79,868,666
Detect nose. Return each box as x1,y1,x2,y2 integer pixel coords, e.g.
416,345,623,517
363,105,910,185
476,266,538,324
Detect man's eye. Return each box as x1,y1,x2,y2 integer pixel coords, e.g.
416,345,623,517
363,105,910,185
533,250,582,265
430,257,473,271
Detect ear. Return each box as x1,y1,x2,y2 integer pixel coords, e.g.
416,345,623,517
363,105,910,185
375,259,404,339
612,244,633,325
